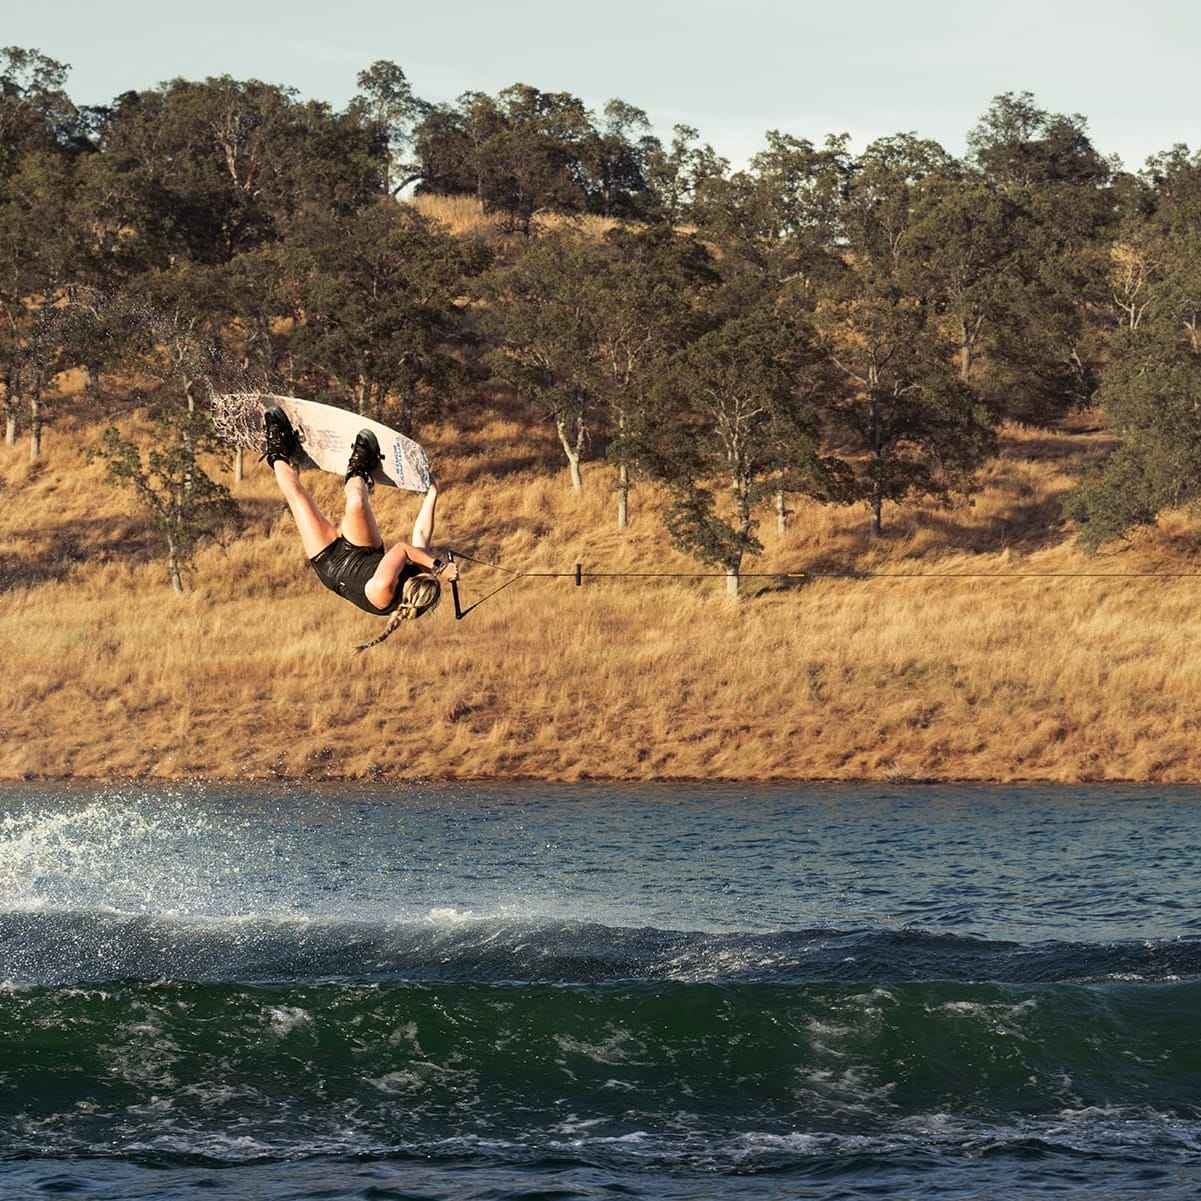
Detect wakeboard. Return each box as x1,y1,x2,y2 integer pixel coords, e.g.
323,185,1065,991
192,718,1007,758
211,391,431,492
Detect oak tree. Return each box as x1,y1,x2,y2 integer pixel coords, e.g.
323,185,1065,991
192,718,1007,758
643,278,829,593
90,407,238,594
1065,148,1201,549
280,201,484,433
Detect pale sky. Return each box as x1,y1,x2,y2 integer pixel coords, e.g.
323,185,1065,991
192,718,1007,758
8,0,1200,172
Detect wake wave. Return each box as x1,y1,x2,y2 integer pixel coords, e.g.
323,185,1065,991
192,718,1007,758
3,908,1200,987
2,971,1199,1167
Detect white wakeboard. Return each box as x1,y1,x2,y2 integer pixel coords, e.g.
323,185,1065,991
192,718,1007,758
211,392,431,492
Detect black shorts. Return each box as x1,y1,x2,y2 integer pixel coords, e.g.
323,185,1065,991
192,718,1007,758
309,536,395,615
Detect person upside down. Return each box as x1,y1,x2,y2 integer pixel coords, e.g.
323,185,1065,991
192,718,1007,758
261,406,459,652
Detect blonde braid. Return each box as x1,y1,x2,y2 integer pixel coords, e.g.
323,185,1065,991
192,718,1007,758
351,572,442,655
352,604,414,654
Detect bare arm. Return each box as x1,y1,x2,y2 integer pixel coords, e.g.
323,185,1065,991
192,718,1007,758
365,541,458,610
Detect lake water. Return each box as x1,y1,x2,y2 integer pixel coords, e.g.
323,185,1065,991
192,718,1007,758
2,781,1200,1200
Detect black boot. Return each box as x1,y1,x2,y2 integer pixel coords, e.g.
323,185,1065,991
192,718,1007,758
261,406,299,468
345,429,382,490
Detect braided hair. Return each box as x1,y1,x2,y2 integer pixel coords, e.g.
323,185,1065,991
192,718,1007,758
353,571,442,654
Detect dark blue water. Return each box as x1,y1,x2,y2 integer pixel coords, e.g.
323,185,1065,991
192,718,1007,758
2,782,1200,1200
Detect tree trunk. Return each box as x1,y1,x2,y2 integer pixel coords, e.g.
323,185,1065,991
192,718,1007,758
958,312,986,384
234,446,244,484
29,395,41,462
167,535,185,595
617,461,629,529
868,396,883,536
958,316,972,383
725,568,740,597
554,413,584,490
5,412,14,447
776,488,787,535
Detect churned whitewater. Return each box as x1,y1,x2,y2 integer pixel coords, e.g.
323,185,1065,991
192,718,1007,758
2,781,1200,1200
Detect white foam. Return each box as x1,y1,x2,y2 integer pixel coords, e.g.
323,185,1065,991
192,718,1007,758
423,907,477,924
266,1005,312,1034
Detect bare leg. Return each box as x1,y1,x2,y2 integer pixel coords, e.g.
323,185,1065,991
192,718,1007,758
409,480,439,551
340,477,384,548
273,461,338,558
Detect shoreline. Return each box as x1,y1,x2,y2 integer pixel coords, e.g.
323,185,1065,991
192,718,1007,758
5,769,1199,787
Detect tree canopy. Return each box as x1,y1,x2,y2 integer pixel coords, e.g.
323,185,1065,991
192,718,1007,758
4,46,1201,587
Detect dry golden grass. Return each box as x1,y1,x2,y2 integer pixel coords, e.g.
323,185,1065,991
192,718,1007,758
410,193,498,239
410,193,624,243
5,409,1201,783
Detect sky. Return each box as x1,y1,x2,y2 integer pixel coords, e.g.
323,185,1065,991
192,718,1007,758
8,0,1201,172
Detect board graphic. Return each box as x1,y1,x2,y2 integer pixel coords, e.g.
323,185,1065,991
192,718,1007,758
211,392,430,492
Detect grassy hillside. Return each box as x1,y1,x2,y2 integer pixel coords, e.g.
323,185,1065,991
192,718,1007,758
5,392,1201,785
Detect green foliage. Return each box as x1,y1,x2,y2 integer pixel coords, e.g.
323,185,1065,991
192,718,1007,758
1063,436,1188,553
83,76,381,275
479,225,717,498
1066,290,1201,551
88,409,239,593
963,92,1116,423
640,124,728,226
661,488,754,574
414,85,591,231
0,297,103,456
478,232,603,483
0,46,89,170
349,60,429,196
589,226,717,492
640,281,830,584
281,201,487,432
691,131,850,278
414,83,669,228
1064,146,1201,550
813,136,1001,536
11,43,1201,567
584,99,656,220
968,91,1114,189
815,282,998,537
